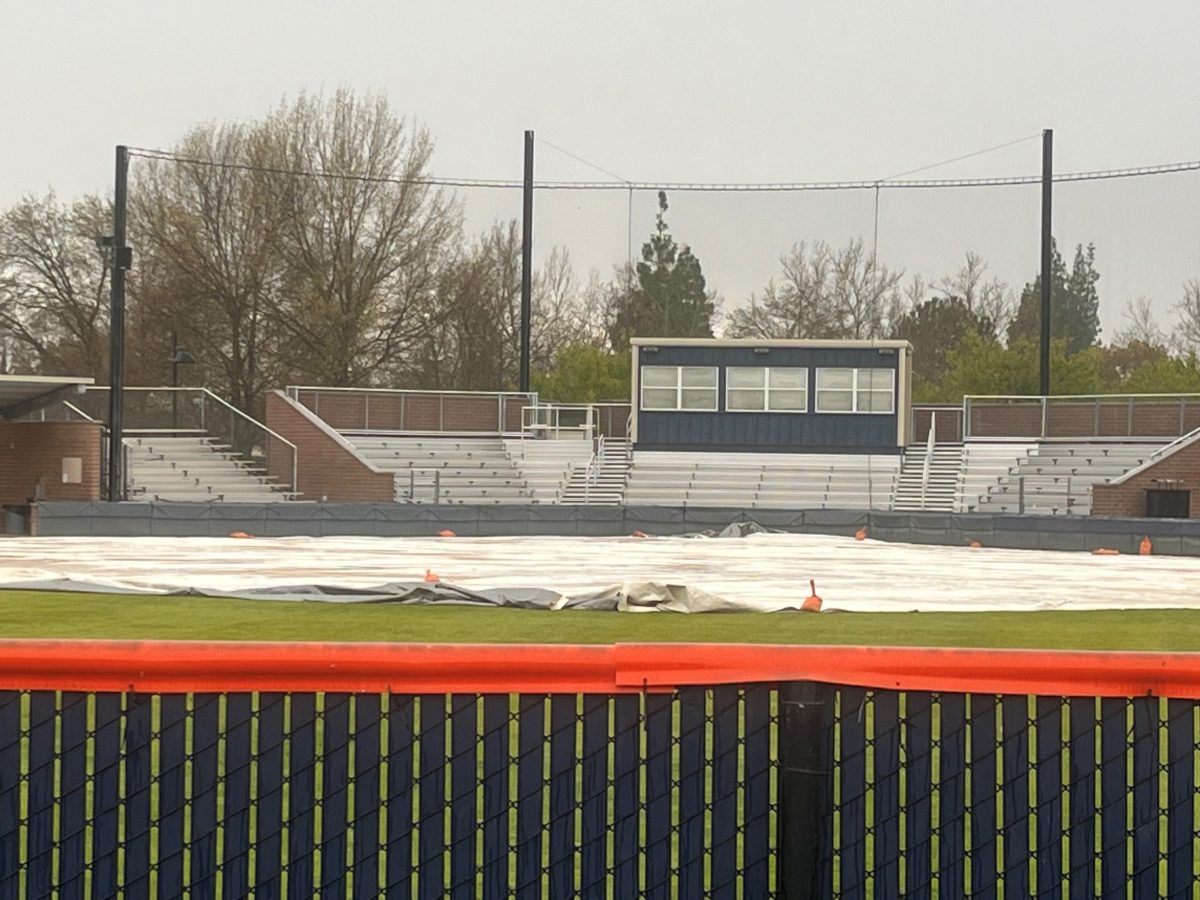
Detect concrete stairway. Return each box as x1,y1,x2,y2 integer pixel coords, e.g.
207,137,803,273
505,437,592,503
560,439,631,505
892,443,963,512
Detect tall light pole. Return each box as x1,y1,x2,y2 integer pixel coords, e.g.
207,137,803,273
519,130,534,394
106,146,132,500
1039,129,1053,397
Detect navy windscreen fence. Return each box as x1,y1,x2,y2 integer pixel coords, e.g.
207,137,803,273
0,685,1197,897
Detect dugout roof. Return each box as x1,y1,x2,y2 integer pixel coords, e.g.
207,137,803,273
0,375,94,420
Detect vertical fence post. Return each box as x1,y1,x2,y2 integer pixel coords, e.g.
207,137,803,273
778,681,834,900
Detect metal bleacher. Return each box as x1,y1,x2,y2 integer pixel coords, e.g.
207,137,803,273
623,451,900,509
969,441,1161,516
125,434,296,502
347,435,543,504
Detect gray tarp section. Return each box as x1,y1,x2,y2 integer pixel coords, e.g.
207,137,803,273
32,500,1200,557
0,577,794,613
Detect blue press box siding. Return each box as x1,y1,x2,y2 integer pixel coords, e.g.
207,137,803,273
634,343,903,452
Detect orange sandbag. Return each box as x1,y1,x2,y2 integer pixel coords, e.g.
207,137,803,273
1139,537,1152,556
631,530,648,539
854,528,867,541
1092,548,1120,556
228,531,253,539
423,568,440,583
437,530,457,538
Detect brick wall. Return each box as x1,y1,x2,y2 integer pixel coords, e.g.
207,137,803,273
265,391,394,502
1091,439,1200,518
294,391,537,433
0,421,102,507
968,400,1199,439
911,406,964,443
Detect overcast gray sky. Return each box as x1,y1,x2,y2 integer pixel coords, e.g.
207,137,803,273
4,1,1199,334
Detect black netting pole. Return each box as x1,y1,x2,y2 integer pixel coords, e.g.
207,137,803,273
778,681,834,900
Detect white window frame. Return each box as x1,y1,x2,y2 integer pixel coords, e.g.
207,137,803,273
725,367,809,413
815,367,896,414
639,365,719,412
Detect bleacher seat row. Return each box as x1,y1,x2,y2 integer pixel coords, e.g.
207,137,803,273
125,435,295,502
623,451,900,509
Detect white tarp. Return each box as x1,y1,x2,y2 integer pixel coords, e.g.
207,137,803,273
1,532,1198,612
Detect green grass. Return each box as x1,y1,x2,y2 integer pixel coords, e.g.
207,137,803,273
2,590,1200,649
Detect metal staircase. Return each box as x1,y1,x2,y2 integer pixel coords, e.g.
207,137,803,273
892,442,963,511
560,438,631,505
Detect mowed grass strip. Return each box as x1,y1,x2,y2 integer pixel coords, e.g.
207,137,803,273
1,590,1200,650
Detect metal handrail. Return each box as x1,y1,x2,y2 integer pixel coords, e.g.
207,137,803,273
1105,425,1200,487
61,401,96,422
583,435,606,505
202,391,299,493
286,385,536,399
84,386,299,493
919,413,936,509
521,405,595,441
399,469,441,503
286,386,536,435
964,393,1200,440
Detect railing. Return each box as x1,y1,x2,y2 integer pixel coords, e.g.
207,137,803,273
23,400,97,423
2,641,1199,898
919,412,936,508
583,435,606,504
910,403,964,443
286,386,536,435
521,404,594,441
964,393,1200,440
80,387,297,493
396,469,441,504
1085,424,1200,494
591,402,632,438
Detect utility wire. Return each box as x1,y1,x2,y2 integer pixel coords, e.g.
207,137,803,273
537,138,631,185
880,133,1043,182
126,146,1200,192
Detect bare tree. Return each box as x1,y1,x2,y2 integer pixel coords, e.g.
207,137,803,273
833,238,904,338
0,192,110,378
1112,296,1167,349
727,239,902,339
411,221,592,390
132,123,285,411
1175,279,1200,354
261,89,462,385
934,252,1011,335
726,242,836,338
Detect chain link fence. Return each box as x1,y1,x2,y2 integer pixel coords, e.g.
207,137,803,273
0,687,779,899
1,683,1197,897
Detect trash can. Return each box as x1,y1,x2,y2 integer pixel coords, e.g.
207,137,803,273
3,505,29,535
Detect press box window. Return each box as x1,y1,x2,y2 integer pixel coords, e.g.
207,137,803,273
815,367,895,414
726,367,808,412
640,366,718,411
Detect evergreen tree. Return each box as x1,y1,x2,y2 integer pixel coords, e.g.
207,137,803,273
1007,240,1101,354
607,192,715,350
